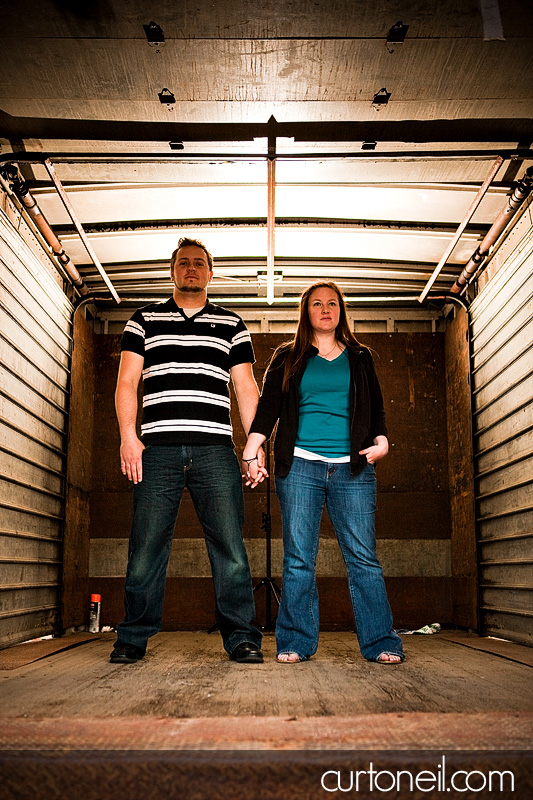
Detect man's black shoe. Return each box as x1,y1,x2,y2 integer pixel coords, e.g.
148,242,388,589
109,643,145,664
230,642,264,663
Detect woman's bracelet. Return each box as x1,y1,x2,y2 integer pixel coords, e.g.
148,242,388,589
241,456,258,464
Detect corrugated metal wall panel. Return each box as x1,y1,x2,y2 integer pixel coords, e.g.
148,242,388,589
470,212,533,647
0,207,72,649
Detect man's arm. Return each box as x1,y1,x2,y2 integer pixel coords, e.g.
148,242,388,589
231,361,268,485
230,361,260,434
115,350,145,484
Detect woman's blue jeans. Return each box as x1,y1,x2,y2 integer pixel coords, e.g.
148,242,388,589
275,458,404,662
116,444,261,655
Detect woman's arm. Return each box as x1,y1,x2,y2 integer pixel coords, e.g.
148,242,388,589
241,347,287,487
248,349,286,437
365,349,388,439
359,434,389,464
359,350,389,464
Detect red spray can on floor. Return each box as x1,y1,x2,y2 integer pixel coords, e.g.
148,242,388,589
89,593,101,633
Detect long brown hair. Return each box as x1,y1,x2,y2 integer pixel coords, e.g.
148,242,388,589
271,282,362,392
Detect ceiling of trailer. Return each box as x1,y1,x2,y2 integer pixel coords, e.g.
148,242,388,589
0,0,532,307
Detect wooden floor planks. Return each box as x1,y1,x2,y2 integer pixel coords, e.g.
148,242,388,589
1,631,531,719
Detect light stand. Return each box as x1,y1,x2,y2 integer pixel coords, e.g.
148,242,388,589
253,442,281,630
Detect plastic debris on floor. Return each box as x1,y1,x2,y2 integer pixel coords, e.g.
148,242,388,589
397,622,441,635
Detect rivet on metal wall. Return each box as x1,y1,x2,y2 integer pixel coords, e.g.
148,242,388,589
372,88,391,111
386,21,409,53
143,21,165,52
158,88,176,110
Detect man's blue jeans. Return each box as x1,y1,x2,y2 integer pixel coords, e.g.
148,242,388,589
116,444,261,655
275,458,404,662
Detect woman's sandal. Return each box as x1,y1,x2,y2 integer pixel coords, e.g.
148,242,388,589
277,652,301,663
376,652,403,664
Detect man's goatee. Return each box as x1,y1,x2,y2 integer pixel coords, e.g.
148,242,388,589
178,285,203,293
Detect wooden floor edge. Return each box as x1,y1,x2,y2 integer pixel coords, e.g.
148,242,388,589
1,712,532,750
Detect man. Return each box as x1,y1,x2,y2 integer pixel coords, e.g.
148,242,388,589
110,237,263,664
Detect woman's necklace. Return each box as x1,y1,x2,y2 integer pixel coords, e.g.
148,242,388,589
317,340,338,360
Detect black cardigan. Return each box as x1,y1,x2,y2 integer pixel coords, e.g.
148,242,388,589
249,344,388,477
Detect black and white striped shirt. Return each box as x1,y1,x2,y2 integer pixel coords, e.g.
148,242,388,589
121,298,255,447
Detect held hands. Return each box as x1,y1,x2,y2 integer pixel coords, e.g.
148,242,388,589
241,446,268,488
120,435,145,484
359,435,389,465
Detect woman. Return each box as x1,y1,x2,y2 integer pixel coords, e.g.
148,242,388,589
242,282,404,665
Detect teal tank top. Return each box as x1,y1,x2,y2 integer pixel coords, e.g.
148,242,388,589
295,349,350,458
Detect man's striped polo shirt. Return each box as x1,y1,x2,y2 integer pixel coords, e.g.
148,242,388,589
120,298,255,447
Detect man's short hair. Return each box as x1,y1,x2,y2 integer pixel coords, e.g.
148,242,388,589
171,237,213,271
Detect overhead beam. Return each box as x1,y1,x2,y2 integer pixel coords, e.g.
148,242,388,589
1,150,532,169
418,156,504,302
50,218,490,238
1,108,533,144
266,128,276,305
42,159,121,304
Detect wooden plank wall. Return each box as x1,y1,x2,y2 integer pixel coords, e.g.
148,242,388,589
444,306,478,630
64,328,456,631
62,311,95,629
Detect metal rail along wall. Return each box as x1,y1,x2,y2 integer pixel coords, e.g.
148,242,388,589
469,204,533,647
0,205,72,649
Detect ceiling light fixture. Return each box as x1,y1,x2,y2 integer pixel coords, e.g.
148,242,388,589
257,270,283,284
143,21,165,51
386,21,409,52
372,88,391,111
158,88,176,107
